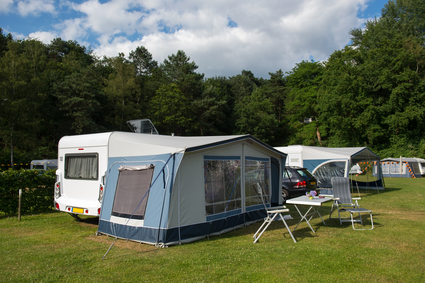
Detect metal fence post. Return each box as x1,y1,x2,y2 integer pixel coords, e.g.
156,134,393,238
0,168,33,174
18,189,22,221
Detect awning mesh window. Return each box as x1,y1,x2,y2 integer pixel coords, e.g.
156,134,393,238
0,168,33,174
112,164,155,219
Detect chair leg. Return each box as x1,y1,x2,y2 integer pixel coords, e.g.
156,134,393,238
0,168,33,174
253,216,274,243
350,211,374,230
338,209,343,225
359,211,363,225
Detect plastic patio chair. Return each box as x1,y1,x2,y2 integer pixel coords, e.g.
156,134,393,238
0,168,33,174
329,177,374,230
252,183,297,243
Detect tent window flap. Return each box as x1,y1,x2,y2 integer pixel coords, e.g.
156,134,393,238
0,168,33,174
112,165,155,220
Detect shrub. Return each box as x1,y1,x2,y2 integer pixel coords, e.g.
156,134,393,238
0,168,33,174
0,169,56,215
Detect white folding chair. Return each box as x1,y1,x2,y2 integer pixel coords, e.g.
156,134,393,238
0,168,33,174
252,183,297,243
330,177,374,230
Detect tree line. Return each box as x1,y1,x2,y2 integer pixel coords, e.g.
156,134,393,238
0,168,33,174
1,0,424,167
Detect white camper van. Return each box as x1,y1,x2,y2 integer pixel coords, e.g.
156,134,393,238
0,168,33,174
54,119,159,217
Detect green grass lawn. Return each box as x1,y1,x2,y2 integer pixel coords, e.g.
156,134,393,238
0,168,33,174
1,178,425,282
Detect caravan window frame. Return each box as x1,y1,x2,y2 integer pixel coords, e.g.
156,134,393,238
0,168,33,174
64,153,99,180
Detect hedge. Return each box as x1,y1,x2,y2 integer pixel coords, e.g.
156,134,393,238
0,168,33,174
0,169,56,215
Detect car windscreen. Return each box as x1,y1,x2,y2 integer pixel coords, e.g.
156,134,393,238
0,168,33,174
296,169,313,178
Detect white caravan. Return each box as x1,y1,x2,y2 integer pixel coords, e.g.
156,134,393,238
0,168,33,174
54,119,159,217
30,159,58,170
54,132,111,216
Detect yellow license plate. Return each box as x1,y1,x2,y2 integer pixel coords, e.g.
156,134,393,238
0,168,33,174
311,182,316,185
73,207,84,214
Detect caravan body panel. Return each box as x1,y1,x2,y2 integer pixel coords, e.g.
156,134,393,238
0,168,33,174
55,132,112,216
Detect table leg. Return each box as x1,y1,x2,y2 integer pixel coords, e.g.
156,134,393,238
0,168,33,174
312,206,326,226
292,205,316,233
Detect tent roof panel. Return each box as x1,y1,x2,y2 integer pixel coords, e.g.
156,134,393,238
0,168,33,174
109,132,286,158
275,145,380,161
382,157,423,163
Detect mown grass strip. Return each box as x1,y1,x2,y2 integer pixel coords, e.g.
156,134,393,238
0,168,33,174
1,178,424,282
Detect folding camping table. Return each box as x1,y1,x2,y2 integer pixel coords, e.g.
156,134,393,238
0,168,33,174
286,195,332,233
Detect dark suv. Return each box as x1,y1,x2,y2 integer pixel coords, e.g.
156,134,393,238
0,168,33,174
282,166,317,202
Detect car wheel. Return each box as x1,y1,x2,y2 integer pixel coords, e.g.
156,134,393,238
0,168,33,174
282,188,289,203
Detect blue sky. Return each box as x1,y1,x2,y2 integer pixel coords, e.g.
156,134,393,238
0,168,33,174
0,0,389,78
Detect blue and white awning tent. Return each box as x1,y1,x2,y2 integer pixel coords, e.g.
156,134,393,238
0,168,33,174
275,145,384,195
380,157,424,178
97,132,286,246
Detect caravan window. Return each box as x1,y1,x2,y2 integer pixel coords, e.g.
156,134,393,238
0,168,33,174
245,159,270,207
204,158,241,215
112,165,155,219
33,165,45,170
65,154,98,180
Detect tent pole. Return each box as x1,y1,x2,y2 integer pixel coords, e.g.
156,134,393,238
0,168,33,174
102,237,118,260
156,153,175,247
241,144,246,226
176,155,181,245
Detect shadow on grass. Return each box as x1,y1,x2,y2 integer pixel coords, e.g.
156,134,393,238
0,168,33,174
69,213,100,225
200,208,381,244
353,186,401,198
195,215,331,244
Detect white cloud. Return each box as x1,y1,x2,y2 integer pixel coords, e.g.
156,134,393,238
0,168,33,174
17,0,56,16
71,0,145,37
4,0,375,78
54,18,87,41
84,0,372,78
0,0,14,13
27,30,57,43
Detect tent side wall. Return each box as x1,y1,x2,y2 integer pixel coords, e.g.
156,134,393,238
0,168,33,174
165,141,284,245
98,135,286,246
380,159,421,178
168,143,244,229
98,152,184,245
